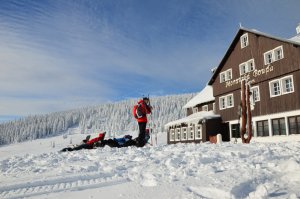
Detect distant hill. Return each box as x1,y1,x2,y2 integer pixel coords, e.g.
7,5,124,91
0,93,195,145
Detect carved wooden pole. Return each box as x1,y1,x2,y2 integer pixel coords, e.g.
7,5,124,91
246,83,252,143
240,80,247,143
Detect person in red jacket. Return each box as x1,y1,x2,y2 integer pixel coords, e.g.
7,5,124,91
135,97,152,147
60,132,106,152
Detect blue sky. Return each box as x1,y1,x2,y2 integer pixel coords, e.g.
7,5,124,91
0,0,300,122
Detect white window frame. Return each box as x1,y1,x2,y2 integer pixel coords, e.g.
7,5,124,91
274,46,284,61
220,72,226,83
239,59,255,75
175,128,181,141
213,103,215,112
227,94,234,108
202,105,208,112
219,93,234,110
193,107,198,113
239,63,247,75
248,59,255,71
264,46,284,65
264,50,274,65
219,96,226,110
241,33,249,48
282,75,294,95
269,75,294,98
181,127,187,141
195,124,202,140
226,69,232,80
269,79,281,97
188,125,194,140
220,69,232,83
250,86,260,102
170,129,175,141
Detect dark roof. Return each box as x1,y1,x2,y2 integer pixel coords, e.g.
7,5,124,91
208,27,300,85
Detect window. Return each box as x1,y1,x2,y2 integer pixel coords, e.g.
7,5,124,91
239,59,255,75
175,128,181,141
288,116,300,135
248,59,255,71
220,73,226,83
264,46,284,65
239,63,247,75
181,127,187,140
282,76,294,94
272,118,286,136
220,69,232,83
213,103,216,112
257,120,269,137
188,125,194,140
193,107,198,113
227,94,234,108
195,125,202,140
250,86,260,102
270,80,281,97
170,129,175,141
264,50,273,65
274,46,284,61
226,69,232,80
219,97,226,110
219,94,234,110
240,33,249,48
269,75,294,98
202,105,208,112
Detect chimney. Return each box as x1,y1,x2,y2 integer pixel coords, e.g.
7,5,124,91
296,23,300,35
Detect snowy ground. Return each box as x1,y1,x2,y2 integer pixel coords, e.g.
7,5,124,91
1,128,300,199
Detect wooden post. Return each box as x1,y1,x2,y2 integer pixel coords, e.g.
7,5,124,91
240,80,247,143
246,84,252,143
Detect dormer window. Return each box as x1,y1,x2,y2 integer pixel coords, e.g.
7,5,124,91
240,33,249,48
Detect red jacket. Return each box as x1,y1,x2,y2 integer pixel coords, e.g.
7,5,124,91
86,133,105,145
136,100,152,123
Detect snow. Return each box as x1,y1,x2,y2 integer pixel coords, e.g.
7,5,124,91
164,110,220,127
289,35,300,44
183,85,214,109
1,128,300,199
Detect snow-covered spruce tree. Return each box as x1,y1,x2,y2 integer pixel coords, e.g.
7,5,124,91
0,93,195,145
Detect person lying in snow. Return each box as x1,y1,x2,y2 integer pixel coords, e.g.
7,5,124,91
60,130,150,152
60,132,106,152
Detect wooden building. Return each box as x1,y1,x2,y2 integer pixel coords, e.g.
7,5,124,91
165,86,230,144
208,26,300,139
165,25,300,144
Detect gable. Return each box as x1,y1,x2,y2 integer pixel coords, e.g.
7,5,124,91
208,28,300,87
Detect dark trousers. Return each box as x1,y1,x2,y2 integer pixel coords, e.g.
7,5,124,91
138,122,147,147
61,143,92,152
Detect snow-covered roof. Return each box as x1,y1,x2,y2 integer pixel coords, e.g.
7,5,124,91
164,110,220,127
289,35,300,44
183,85,214,109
